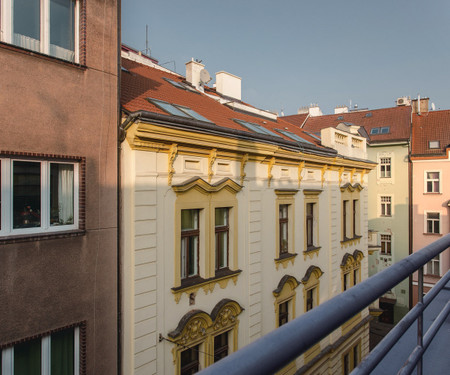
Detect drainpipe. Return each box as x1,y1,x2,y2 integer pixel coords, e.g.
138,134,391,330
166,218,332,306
117,1,122,373
408,105,413,309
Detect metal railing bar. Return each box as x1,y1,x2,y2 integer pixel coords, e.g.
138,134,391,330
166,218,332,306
398,300,450,375
417,266,424,375
198,234,450,375
352,270,450,374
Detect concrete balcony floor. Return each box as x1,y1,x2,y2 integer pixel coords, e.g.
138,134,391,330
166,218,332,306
371,279,450,374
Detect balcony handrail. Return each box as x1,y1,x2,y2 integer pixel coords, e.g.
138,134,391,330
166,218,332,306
198,234,450,375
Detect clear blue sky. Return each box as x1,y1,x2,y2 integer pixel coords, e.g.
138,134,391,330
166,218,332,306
122,0,450,115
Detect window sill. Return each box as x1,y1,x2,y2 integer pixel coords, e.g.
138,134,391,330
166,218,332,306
423,192,442,195
0,42,86,70
0,229,86,245
380,215,392,218
303,246,321,260
274,253,297,270
423,232,442,236
171,269,242,303
341,235,362,247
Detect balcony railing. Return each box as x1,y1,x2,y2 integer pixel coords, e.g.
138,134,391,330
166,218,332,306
199,234,450,375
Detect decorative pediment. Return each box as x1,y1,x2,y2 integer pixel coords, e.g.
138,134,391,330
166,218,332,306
301,266,324,284
273,275,300,297
341,250,364,270
172,177,242,195
340,183,364,192
168,299,243,344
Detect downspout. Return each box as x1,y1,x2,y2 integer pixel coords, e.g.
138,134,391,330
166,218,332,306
117,1,122,374
408,106,413,309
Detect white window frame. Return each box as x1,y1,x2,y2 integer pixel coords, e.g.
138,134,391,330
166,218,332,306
426,255,441,276
0,158,79,237
380,195,392,217
377,153,394,183
1,327,80,375
424,211,441,234
424,170,441,193
0,0,80,63
379,157,391,178
380,234,392,255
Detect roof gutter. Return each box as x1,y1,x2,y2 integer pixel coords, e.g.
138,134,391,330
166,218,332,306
120,110,339,158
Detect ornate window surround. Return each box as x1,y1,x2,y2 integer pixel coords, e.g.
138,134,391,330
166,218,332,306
340,183,363,247
340,250,364,291
274,189,298,269
273,275,300,328
168,299,243,373
172,177,242,302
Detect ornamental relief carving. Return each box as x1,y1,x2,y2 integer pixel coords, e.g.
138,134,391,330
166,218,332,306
213,307,237,331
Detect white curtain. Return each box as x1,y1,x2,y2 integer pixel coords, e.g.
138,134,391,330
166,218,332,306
58,165,74,225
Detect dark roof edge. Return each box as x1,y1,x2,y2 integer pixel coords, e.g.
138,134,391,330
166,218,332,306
120,110,339,158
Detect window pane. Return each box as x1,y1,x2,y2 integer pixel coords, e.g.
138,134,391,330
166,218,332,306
181,210,198,230
50,0,76,61
13,0,41,52
215,208,228,226
13,161,41,229
51,328,74,375
14,338,41,375
50,163,74,226
188,235,198,276
180,345,199,375
214,332,229,362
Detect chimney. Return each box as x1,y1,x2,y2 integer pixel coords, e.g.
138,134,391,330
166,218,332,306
185,58,205,89
308,104,323,117
412,96,429,114
334,105,349,114
215,71,241,100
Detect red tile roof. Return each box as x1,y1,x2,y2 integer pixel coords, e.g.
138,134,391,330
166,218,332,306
121,57,322,147
283,106,412,143
411,110,450,157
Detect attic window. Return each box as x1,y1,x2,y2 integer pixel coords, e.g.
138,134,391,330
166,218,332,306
370,126,390,135
429,141,440,149
234,119,281,137
337,116,344,120
148,98,212,123
163,78,200,94
365,112,373,118
277,129,313,144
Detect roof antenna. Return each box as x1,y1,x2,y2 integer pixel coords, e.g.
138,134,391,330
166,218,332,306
145,25,151,56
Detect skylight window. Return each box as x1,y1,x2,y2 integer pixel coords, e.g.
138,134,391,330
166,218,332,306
234,119,281,137
370,126,390,135
429,140,440,149
163,78,200,94
147,98,212,122
365,112,373,118
176,105,212,122
370,128,379,135
277,129,313,144
305,131,321,141
337,116,344,120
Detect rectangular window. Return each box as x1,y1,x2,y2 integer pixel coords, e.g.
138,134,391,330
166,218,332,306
343,200,348,240
0,327,79,375
306,288,314,311
426,255,440,276
428,140,440,149
180,345,199,375
426,212,440,234
343,342,360,375
380,158,391,178
353,268,359,285
426,172,440,193
381,234,391,255
352,200,358,237
1,0,79,62
279,204,289,255
306,203,314,248
343,273,349,291
181,209,200,280
0,158,79,236
215,208,229,271
214,332,229,363
278,301,289,327
380,196,391,216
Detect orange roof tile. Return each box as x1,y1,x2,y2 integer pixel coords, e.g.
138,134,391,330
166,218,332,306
411,110,450,157
283,106,411,143
121,57,323,148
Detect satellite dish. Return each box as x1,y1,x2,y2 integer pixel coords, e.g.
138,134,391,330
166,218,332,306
200,69,212,84
431,102,436,111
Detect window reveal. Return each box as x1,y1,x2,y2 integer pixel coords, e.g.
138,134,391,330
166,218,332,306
279,204,289,255
215,208,229,271
181,209,200,279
